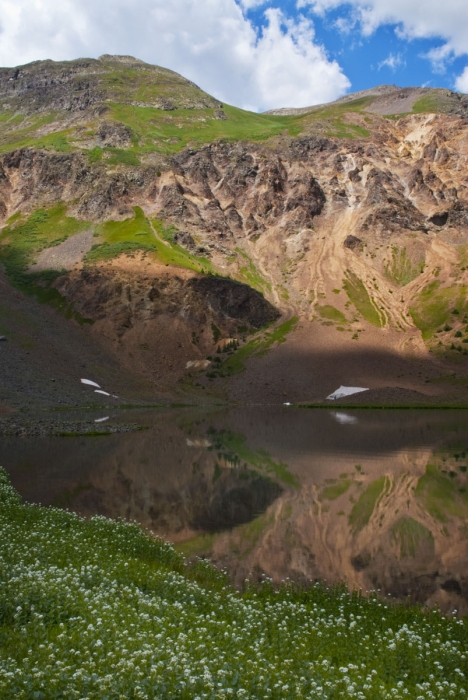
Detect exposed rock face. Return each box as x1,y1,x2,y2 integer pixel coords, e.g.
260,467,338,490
0,59,103,114
56,268,279,333
2,107,468,399
343,234,362,250
96,121,134,148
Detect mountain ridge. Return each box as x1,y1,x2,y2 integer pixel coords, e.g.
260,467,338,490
265,84,468,117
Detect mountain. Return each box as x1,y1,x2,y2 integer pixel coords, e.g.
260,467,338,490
265,84,468,117
1,56,468,409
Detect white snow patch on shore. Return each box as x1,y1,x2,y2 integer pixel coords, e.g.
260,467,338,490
326,386,368,401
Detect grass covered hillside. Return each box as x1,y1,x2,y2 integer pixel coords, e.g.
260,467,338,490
1,467,468,700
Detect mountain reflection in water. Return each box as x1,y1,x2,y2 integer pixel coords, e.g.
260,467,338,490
3,407,468,615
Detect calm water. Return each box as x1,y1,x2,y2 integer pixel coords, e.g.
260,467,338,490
2,407,468,613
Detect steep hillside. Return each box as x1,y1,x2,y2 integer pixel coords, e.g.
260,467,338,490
2,57,468,408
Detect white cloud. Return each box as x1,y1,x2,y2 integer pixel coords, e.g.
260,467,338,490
455,66,468,93
333,14,358,35
298,0,468,66
377,52,405,72
0,0,350,112
422,44,454,73
238,0,270,9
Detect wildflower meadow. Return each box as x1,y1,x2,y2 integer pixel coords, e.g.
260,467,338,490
0,466,467,699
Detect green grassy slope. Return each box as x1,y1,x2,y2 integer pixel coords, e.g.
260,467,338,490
1,467,468,700
0,62,381,158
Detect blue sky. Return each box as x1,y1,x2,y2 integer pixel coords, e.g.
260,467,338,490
0,0,467,111
243,0,468,94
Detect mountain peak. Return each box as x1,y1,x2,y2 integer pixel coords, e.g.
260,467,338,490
0,55,221,116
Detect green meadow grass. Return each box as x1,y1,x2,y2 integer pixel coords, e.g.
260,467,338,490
85,206,217,274
1,467,468,700
107,103,304,154
412,92,452,115
104,97,372,158
0,204,93,323
0,87,375,161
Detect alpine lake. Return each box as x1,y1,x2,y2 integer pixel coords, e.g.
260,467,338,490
2,406,468,615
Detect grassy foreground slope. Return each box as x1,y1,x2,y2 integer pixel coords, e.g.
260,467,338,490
1,469,468,700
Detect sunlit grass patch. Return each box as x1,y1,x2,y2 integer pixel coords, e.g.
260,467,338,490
412,91,458,115
235,247,271,294
105,146,140,166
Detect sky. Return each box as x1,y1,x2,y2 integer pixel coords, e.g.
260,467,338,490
0,0,467,112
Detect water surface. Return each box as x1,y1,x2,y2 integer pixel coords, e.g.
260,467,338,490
2,407,468,613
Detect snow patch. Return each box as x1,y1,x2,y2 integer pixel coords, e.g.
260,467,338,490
326,386,368,401
81,378,101,388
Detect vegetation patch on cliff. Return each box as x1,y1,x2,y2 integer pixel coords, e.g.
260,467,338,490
317,304,347,325
235,247,271,294
343,271,383,327
410,282,468,340
212,316,298,377
384,246,424,287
